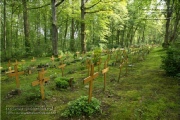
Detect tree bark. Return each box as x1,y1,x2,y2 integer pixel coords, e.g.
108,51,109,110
70,18,75,52
81,0,86,53
163,0,172,48
51,0,58,56
22,0,31,53
63,16,69,51
3,0,7,57
116,30,120,45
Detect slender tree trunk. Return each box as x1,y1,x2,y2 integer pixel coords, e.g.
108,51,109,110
63,16,69,51
22,0,31,53
116,30,120,45
70,18,75,51
141,25,146,43
163,0,172,48
111,22,114,46
81,0,86,53
169,9,179,43
44,13,47,43
51,0,58,56
3,0,7,57
121,25,126,47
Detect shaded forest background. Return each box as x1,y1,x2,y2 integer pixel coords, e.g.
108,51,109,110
1,0,179,61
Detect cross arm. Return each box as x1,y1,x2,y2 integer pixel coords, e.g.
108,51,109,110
59,64,66,68
102,67,109,74
83,72,99,84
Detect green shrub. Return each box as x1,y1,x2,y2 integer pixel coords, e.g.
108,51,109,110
55,77,75,89
161,42,180,77
55,77,69,89
61,96,101,117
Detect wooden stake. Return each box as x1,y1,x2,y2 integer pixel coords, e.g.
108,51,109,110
118,63,124,82
32,68,49,100
86,59,91,76
50,55,55,62
126,58,128,75
7,64,24,92
7,60,11,68
83,64,99,103
102,61,109,91
97,58,102,71
76,51,80,58
31,57,36,62
58,64,66,77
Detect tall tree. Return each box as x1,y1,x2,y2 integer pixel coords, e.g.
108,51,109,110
51,0,58,56
22,0,31,53
51,0,65,56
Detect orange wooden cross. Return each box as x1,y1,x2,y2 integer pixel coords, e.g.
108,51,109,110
7,64,24,89
102,61,109,91
83,64,99,103
58,64,66,76
50,55,55,62
32,68,49,100
31,57,36,62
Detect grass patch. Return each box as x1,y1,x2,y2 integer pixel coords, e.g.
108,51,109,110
1,47,179,119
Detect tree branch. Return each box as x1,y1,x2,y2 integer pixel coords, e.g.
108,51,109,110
55,0,65,7
85,9,106,14
85,0,101,10
27,3,50,10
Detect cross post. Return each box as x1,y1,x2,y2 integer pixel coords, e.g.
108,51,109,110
50,55,55,62
86,59,91,75
102,61,109,91
97,58,101,71
31,57,36,62
58,64,66,76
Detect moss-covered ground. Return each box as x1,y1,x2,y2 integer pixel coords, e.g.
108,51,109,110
1,47,179,120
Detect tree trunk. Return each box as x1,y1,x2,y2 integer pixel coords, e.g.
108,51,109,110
51,0,58,56
163,0,172,48
3,0,7,58
22,0,31,53
141,25,146,43
116,30,120,45
70,18,75,52
81,0,86,53
43,13,47,43
63,16,69,51
169,7,180,43
121,25,126,47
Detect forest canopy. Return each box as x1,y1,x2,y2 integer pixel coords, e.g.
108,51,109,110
1,0,179,61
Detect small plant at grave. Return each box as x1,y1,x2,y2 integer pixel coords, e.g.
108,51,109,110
55,77,75,89
20,85,52,104
20,85,41,104
161,42,180,78
61,96,101,117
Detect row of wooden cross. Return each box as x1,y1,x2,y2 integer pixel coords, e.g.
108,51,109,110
5,49,129,103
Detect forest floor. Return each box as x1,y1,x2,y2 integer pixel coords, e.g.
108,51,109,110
1,47,180,120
